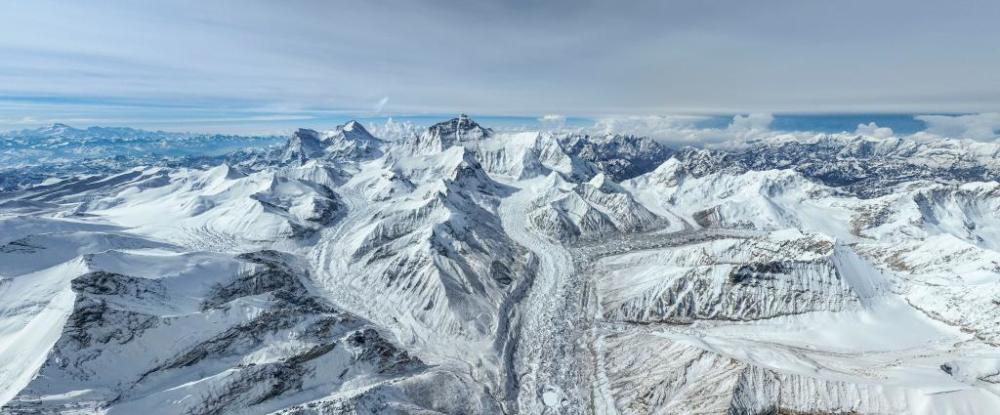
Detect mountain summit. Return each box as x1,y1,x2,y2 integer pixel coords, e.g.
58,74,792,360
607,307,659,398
428,113,493,141
282,120,384,164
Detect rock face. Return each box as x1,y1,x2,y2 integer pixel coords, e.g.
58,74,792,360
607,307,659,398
1,117,1000,414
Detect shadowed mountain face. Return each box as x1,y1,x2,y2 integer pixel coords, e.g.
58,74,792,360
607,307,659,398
1,117,999,414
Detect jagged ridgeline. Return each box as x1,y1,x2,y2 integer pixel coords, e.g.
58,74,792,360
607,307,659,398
1,116,999,414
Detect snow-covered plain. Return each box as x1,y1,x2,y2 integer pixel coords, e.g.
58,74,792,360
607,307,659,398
1,115,999,414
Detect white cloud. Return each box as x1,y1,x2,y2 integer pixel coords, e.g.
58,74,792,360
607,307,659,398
0,116,40,126
915,113,1000,141
538,114,566,129
730,113,774,131
855,122,894,139
373,97,390,114
365,117,422,141
593,115,706,135
586,114,772,146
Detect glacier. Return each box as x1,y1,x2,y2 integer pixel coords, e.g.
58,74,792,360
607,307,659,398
1,116,999,414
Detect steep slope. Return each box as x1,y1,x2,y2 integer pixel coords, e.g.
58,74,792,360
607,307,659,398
79,165,344,249
3,247,499,414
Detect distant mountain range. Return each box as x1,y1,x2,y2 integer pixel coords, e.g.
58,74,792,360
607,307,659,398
0,123,283,167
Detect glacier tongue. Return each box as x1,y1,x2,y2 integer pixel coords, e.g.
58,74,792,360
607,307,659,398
1,116,1000,414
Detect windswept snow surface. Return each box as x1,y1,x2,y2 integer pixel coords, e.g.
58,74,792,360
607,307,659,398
1,116,1000,414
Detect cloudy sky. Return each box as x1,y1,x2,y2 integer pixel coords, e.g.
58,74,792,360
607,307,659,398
1,0,998,133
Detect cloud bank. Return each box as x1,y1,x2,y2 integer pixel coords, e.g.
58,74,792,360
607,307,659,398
855,122,894,139
1,0,999,131
916,113,1000,141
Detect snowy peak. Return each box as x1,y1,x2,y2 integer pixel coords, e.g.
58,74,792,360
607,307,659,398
35,122,74,135
282,128,327,163
281,121,384,164
342,119,362,132
585,172,625,194
324,120,384,160
427,114,493,142
337,120,377,142
527,171,661,240
405,114,493,153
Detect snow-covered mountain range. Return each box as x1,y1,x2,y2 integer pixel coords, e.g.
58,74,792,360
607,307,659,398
0,124,282,168
1,115,999,414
